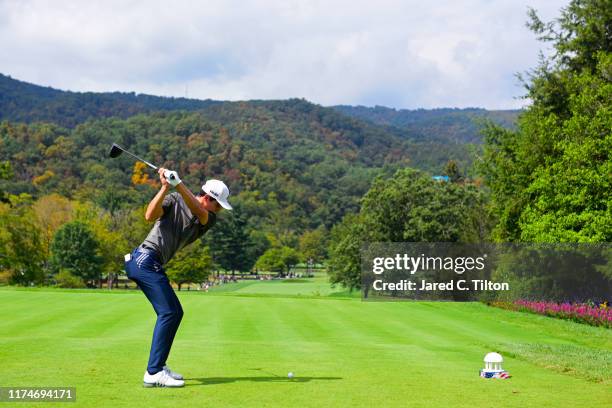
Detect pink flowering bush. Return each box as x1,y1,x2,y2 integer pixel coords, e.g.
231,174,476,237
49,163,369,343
489,300,611,328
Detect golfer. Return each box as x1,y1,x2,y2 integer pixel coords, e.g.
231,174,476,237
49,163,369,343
124,168,232,387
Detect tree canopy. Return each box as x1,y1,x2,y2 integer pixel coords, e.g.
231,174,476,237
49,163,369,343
50,220,103,283
481,0,611,242
327,168,491,290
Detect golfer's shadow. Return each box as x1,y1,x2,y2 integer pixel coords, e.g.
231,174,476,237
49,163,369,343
187,369,342,386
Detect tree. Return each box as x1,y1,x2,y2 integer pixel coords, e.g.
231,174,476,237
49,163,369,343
0,196,45,285
298,226,329,264
246,229,271,268
166,241,212,290
326,168,492,292
361,168,489,242
50,221,103,283
280,246,300,274
55,269,86,288
131,161,158,187
32,194,73,269
443,160,463,183
327,213,365,293
114,205,153,250
0,161,13,203
255,248,285,273
526,0,611,75
518,57,611,242
481,0,611,242
255,246,299,275
206,207,254,275
72,201,128,287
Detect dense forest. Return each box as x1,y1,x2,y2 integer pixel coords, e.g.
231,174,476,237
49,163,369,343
333,105,518,144
1,71,501,287
1,73,516,141
0,73,220,128
0,93,488,286
0,99,469,229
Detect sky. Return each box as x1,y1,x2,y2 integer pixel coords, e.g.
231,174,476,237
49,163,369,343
0,0,567,110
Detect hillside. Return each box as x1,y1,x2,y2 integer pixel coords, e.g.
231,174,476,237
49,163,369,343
0,73,220,128
0,75,494,234
1,74,516,145
333,105,519,144
0,102,418,232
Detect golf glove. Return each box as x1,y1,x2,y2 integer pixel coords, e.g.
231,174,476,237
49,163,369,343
164,170,182,187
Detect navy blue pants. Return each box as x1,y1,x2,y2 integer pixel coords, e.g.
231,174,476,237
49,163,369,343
125,248,183,374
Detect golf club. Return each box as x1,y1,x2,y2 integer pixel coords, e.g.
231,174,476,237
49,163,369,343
108,143,175,180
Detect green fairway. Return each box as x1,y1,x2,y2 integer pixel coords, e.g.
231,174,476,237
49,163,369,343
206,273,359,297
0,282,610,408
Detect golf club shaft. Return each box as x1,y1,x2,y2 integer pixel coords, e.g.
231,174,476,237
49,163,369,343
121,149,158,171
110,143,175,180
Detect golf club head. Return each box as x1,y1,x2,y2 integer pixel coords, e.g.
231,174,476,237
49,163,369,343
108,143,124,158
108,142,159,172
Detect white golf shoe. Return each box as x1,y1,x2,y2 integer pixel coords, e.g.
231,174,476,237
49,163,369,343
143,370,185,388
163,365,184,380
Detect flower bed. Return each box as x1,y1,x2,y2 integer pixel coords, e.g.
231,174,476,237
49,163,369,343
489,300,611,328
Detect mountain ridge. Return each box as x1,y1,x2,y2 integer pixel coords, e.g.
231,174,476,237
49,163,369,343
1,73,517,140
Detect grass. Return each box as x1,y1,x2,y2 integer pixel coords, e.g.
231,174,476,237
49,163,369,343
206,273,359,297
495,342,612,383
0,276,610,408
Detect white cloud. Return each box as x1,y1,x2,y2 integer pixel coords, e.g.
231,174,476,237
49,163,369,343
0,0,566,109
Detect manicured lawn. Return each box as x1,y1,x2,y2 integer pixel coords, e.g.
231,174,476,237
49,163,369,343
0,281,609,407
206,273,358,297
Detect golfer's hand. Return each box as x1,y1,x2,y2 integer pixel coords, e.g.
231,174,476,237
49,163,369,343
163,170,182,187
158,168,170,188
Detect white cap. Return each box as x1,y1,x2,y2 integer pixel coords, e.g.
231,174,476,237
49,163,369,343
202,179,232,210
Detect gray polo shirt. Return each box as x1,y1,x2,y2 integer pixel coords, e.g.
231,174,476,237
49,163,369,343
141,192,216,265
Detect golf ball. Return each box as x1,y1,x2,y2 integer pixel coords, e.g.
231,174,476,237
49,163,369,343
288,372,294,379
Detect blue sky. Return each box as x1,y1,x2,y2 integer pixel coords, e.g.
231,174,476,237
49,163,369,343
0,0,567,109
